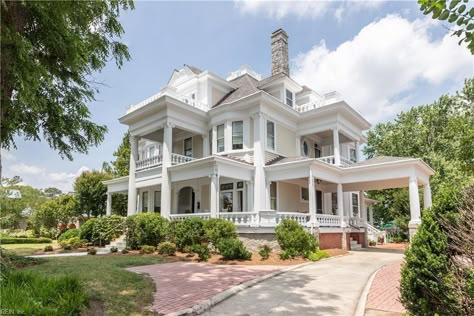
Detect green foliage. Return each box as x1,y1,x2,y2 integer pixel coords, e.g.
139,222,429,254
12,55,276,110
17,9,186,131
217,238,252,260
0,237,52,244
59,237,86,250
79,215,124,246
308,250,330,262
103,132,131,177
191,244,210,262
74,171,112,218
279,249,298,260
258,244,272,260
42,187,63,198
87,248,97,255
39,226,58,239
58,229,80,242
418,0,474,54
0,269,88,315
203,218,237,249
0,248,43,269
275,219,318,257
110,246,118,253
79,218,96,242
400,207,459,315
44,245,53,252
172,218,206,250
121,248,129,254
125,213,169,249
31,194,78,233
111,193,128,217
139,245,155,254
0,1,134,163
157,242,176,256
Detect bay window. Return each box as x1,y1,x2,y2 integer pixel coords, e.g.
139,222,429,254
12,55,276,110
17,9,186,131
266,120,275,150
232,121,243,150
217,124,225,153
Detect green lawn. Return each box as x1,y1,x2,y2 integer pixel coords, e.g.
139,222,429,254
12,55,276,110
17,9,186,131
2,241,58,256
24,255,166,315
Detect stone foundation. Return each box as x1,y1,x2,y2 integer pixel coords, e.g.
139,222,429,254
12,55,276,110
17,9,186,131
238,233,280,252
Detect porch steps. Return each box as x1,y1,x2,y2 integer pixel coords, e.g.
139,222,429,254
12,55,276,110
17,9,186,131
350,237,362,250
98,234,127,254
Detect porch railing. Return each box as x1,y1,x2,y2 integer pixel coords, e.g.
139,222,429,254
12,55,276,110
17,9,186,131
136,155,162,171
169,213,211,221
276,212,310,226
316,214,341,227
171,153,194,165
294,92,342,113
219,212,259,226
316,155,354,167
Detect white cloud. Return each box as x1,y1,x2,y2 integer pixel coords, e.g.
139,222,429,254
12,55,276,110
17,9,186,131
292,15,473,123
3,152,90,192
234,0,384,20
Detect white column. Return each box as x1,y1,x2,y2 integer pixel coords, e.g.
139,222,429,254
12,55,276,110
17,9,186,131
210,171,219,218
203,134,210,157
265,181,271,209
248,180,254,212
369,205,374,224
127,135,138,216
423,182,432,209
355,141,360,162
253,113,266,211
211,126,217,154
408,176,421,238
337,183,344,227
160,123,173,219
333,128,341,166
360,191,366,223
308,171,316,225
106,192,112,216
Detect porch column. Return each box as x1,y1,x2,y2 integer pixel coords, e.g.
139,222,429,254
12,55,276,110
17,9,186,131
202,134,210,157
247,180,254,212
265,180,271,209
369,205,374,225
360,191,367,224
337,183,344,227
106,192,112,216
423,182,432,209
408,176,421,238
210,171,219,218
355,140,360,162
308,171,316,225
253,113,266,211
127,135,139,216
160,123,173,219
333,128,341,166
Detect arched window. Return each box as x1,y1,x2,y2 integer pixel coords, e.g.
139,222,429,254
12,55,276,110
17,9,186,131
302,141,310,157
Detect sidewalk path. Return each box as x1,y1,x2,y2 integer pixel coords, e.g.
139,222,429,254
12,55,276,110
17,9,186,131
365,260,405,315
205,249,403,316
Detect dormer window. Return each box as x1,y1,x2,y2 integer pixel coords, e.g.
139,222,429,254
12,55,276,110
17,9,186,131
285,89,294,107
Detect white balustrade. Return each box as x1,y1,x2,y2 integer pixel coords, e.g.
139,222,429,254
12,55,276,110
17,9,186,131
136,155,162,171
315,214,341,227
127,89,210,113
171,153,194,165
316,155,354,167
340,157,355,166
169,213,211,221
276,212,310,226
294,92,342,113
219,212,259,226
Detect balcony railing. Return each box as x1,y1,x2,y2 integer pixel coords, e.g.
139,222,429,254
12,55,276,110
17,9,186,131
136,155,162,171
169,213,211,221
219,212,259,226
294,92,343,113
276,212,310,226
316,214,341,227
171,153,194,165
316,155,355,167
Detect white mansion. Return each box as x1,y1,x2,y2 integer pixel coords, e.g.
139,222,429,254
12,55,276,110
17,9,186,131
104,29,433,249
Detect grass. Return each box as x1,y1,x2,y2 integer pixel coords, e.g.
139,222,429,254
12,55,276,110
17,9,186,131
2,241,58,256
25,255,166,315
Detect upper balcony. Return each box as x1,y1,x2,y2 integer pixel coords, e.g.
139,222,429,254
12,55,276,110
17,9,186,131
136,153,195,171
294,92,343,113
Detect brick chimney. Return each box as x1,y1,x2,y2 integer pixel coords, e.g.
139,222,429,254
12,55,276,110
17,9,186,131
271,29,289,76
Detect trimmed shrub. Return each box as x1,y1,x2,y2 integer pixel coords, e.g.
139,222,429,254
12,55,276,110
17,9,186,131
308,250,330,262
0,237,52,244
87,248,97,255
157,242,176,256
39,226,58,239
79,218,97,241
44,245,54,252
58,229,80,242
0,269,88,314
191,244,210,262
79,216,125,246
110,247,118,253
121,248,129,254
59,237,86,250
218,238,252,260
203,218,237,249
279,248,298,260
139,245,155,254
368,240,377,246
275,219,318,257
125,213,169,249
258,244,272,260
173,218,206,250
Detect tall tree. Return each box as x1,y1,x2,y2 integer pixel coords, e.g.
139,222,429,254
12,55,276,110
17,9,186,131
74,170,111,218
364,78,474,226
0,0,134,177
103,132,131,177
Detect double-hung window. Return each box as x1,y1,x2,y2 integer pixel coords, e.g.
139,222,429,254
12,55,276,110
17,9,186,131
266,120,275,150
232,121,243,150
142,191,148,212
285,89,294,107
270,182,277,210
216,124,225,153
184,137,192,157
352,193,359,217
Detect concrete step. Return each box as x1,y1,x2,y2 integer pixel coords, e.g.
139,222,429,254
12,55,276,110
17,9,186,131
351,244,362,250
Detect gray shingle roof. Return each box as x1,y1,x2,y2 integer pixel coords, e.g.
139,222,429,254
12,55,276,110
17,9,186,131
185,64,203,75
214,74,261,107
349,156,416,167
266,156,313,166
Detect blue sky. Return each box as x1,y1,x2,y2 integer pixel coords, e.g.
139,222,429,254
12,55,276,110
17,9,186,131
3,0,473,191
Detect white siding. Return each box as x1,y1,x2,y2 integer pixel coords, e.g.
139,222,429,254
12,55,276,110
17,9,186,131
276,123,296,157
193,136,203,158
200,184,209,212
249,118,254,149
277,182,309,213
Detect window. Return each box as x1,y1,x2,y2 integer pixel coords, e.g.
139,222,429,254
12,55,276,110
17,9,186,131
303,141,309,157
314,144,321,158
316,190,323,214
154,191,161,213
232,121,243,150
352,193,359,217
217,124,225,153
220,182,244,212
285,89,293,107
221,192,233,212
142,191,148,212
350,148,357,162
266,120,275,150
147,146,155,158
270,182,277,210
301,187,309,201
184,137,192,157
208,129,212,155
331,193,337,215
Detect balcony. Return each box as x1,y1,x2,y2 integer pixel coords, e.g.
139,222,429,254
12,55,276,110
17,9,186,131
136,153,195,171
316,155,354,167
294,91,342,113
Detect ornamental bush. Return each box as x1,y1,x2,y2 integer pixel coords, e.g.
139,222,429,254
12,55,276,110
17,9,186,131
59,237,86,249
191,244,210,262
80,215,125,246
125,213,169,249
79,218,97,241
0,237,52,244
173,218,206,250
58,229,80,242
139,245,155,254
157,242,176,256
203,218,237,249
307,250,330,262
275,219,318,257
258,244,272,260
217,238,252,260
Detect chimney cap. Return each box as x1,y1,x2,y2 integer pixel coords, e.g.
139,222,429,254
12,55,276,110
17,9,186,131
272,28,288,37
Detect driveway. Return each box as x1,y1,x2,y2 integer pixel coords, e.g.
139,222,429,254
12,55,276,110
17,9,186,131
204,249,404,316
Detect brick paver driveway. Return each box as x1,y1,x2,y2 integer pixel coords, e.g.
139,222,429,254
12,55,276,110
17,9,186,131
127,262,284,314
